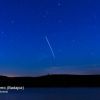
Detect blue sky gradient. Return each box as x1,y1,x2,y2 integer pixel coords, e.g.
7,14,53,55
0,0,100,77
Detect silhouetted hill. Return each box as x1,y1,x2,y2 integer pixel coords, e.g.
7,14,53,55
0,75,10,81
0,74,100,87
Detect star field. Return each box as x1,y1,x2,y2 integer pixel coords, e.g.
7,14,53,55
0,0,100,77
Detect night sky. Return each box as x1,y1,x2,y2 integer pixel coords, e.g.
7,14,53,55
0,0,100,77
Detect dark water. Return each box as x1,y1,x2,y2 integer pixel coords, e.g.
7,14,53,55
0,88,100,100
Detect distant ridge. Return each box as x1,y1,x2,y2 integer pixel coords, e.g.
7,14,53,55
0,74,100,87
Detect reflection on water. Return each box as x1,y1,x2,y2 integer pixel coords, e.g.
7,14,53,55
0,88,100,100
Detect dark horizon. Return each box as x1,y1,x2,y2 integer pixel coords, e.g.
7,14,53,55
0,74,100,88
0,73,100,78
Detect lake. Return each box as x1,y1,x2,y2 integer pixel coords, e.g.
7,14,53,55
0,88,100,100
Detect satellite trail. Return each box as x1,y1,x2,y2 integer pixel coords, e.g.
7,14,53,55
45,36,55,58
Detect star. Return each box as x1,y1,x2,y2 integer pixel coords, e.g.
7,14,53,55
73,40,75,42
58,3,60,5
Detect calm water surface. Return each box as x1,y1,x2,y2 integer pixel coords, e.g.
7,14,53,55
0,88,100,100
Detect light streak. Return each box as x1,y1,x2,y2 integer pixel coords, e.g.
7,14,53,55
45,36,55,58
